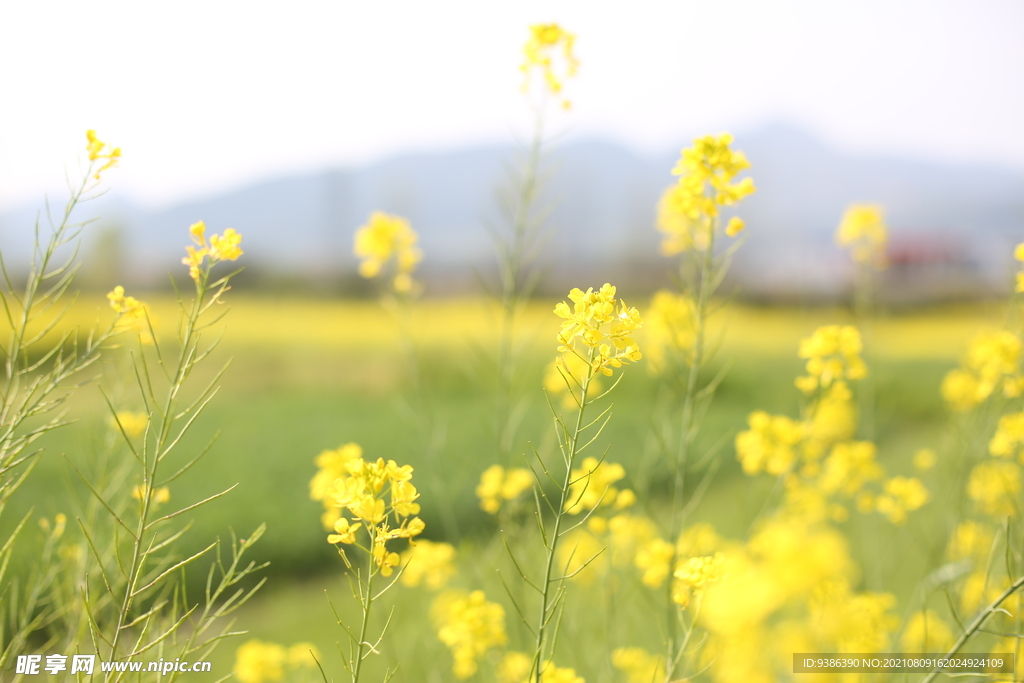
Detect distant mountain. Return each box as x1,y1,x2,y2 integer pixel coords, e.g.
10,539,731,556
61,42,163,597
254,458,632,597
2,123,1021,297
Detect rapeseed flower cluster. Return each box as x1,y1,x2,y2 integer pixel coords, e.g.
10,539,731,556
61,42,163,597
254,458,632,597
319,446,425,577
990,412,1024,461
543,353,603,409
476,464,534,514
85,129,121,180
794,324,867,394
564,457,635,514
521,23,579,109
736,326,927,526
182,220,244,281
399,539,457,590
611,647,665,683
656,134,755,255
835,204,888,267
111,410,148,439
310,443,364,529
233,640,320,683
353,211,422,294
432,590,507,679
941,329,1024,411
553,284,642,383
642,290,697,374
106,285,145,318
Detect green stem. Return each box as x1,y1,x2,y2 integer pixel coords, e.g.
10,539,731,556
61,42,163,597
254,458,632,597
351,540,377,683
919,572,1024,683
533,347,594,681
496,102,547,464
664,222,716,682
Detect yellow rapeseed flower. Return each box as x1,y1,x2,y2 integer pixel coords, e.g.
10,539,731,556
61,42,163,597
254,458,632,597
182,220,244,281
913,447,937,471
942,329,1024,411
106,286,145,318
794,325,867,394
131,484,170,506
498,652,533,683
612,647,665,683
234,640,286,683
111,410,148,438
990,412,1024,461
521,23,579,109
354,211,421,294
537,661,585,683
899,610,954,651
946,520,994,561
657,133,755,255
735,411,805,476
968,460,1021,517
874,476,929,524
554,283,642,379
643,290,697,374
836,204,887,266
85,129,121,180
564,457,633,514
400,539,457,589
432,590,507,679
475,464,534,514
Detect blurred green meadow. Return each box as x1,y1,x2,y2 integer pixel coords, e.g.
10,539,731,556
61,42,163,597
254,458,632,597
4,294,1002,680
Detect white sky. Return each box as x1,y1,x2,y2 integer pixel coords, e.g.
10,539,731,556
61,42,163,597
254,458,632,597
1,0,1022,210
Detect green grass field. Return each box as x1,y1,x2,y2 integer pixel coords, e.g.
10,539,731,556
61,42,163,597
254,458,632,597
4,295,1004,681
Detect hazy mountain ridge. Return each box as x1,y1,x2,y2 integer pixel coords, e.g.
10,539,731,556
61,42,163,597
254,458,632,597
1,123,1021,295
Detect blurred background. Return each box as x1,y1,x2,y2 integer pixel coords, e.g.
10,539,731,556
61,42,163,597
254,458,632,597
2,1,1024,679
1,0,1023,303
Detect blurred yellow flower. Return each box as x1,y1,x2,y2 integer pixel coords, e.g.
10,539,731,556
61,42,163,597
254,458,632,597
946,520,994,561
432,590,507,679
182,220,243,281
111,410,148,438
537,661,585,683
1015,242,1024,292
286,643,320,668
836,204,887,266
612,647,665,683
131,484,170,506
874,476,929,524
795,325,867,394
968,460,1021,517
564,457,633,514
900,610,954,651
736,411,805,476
354,211,421,294
234,640,286,683
400,539,457,590
498,652,532,683
106,285,145,318
643,290,697,374
475,464,533,514
943,329,1023,411
544,353,603,408
913,447,937,471
521,23,579,108
990,412,1024,461
85,129,121,180
657,133,755,255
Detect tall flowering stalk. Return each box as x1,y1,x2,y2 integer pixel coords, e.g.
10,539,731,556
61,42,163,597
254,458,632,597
316,447,425,683
520,284,641,681
835,203,887,440
489,23,579,466
651,134,754,680
67,220,263,681
0,132,123,669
